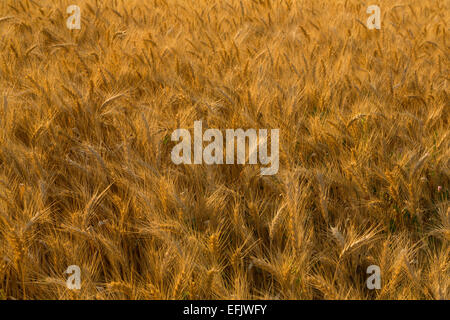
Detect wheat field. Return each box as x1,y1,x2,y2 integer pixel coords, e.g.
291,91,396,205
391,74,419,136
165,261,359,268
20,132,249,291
0,0,448,300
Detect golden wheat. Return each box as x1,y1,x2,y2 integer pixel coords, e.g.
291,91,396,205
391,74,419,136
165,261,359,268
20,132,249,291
0,0,448,300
